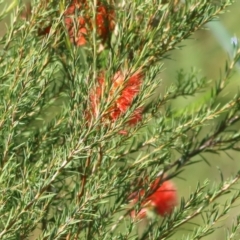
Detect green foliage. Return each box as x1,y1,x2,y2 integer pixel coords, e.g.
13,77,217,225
0,0,239,239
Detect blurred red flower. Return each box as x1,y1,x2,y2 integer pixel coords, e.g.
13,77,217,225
129,176,177,219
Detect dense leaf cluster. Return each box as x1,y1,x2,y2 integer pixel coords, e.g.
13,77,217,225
0,0,239,239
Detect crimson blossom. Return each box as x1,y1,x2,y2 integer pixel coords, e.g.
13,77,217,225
87,70,143,128
129,176,178,219
22,0,115,46
64,0,115,46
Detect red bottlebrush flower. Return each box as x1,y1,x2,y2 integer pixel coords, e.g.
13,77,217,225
109,71,143,125
64,0,115,46
64,0,88,46
22,0,115,45
96,3,115,42
87,71,143,126
129,177,177,219
64,15,88,46
112,71,142,112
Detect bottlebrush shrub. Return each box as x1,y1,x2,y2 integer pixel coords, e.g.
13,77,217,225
1,0,240,240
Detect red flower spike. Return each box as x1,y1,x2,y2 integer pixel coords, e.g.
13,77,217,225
64,1,88,46
22,0,115,45
64,0,115,46
96,3,115,42
111,71,142,114
87,71,143,128
129,177,177,219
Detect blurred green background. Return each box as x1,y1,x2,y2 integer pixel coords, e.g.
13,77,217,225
161,2,240,239
1,1,240,239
